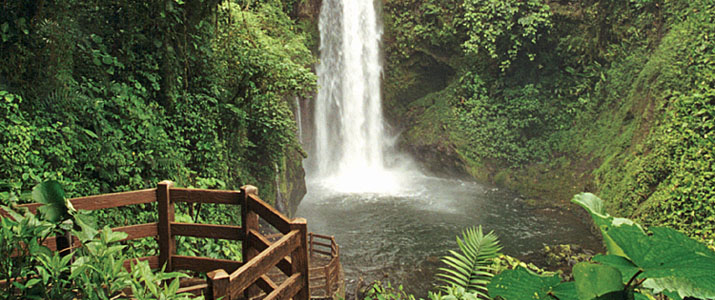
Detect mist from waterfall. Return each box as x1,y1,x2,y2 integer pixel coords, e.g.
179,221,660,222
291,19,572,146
311,0,414,194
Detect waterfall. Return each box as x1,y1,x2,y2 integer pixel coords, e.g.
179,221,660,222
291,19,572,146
312,0,404,193
295,96,303,143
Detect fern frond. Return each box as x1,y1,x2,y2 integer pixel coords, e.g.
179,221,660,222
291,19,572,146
435,226,502,297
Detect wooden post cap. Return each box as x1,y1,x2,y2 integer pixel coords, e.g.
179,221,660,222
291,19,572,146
241,185,258,196
291,217,307,225
207,269,230,300
158,180,174,187
207,269,229,280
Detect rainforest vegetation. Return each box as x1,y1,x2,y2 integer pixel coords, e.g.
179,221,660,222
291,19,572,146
1,0,714,299
1,0,313,206
383,0,715,246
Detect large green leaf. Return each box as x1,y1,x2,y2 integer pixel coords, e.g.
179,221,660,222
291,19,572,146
73,213,99,242
33,181,73,223
551,282,579,300
592,254,640,284
573,262,625,299
608,224,715,299
571,193,639,256
488,267,577,300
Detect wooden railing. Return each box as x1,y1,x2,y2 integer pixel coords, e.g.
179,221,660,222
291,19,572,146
308,233,341,298
2,181,310,300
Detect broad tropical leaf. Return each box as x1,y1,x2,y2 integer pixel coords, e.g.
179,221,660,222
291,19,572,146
571,193,639,256
487,266,578,300
33,181,73,223
592,254,640,284
608,224,715,299
572,262,625,299
436,226,502,298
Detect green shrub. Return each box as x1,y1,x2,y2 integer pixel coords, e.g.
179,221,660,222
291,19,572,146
0,182,201,299
436,226,501,298
461,0,552,71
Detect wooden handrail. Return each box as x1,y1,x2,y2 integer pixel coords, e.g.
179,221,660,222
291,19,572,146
248,229,294,275
229,230,301,298
246,193,292,234
171,223,244,240
172,256,243,273
114,223,159,242
170,188,242,205
0,188,157,218
309,232,334,239
264,273,303,300
1,181,312,300
123,256,160,270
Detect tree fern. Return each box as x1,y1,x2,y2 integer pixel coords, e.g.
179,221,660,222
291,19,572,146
436,226,502,299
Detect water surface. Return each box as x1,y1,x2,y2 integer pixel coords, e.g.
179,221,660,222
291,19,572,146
296,174,601,297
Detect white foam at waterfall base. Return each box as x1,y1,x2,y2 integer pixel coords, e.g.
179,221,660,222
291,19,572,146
320,168,403,194
312,162,424,196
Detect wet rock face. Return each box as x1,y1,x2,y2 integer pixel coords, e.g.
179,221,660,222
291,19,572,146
383,52,455,127
382,51,463,178
401,143,471,180
276,0,318,217
277,146,307,218
295,0,321,20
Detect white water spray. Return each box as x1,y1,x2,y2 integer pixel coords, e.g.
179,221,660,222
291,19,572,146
313,0,411,193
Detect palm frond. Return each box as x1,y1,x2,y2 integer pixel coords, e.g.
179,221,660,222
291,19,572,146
436,226,502,298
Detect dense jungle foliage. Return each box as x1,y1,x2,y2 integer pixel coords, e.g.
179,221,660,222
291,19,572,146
383,0,715,246
0,0,313,208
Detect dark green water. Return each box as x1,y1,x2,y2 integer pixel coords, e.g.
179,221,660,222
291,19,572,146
296,174,601,297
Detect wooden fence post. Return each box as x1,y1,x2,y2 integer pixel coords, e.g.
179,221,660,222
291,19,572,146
241,185,259,261
158,180,175,271
241,185,260,298
325,264,332,297
207,269,230,300
290,218,310,300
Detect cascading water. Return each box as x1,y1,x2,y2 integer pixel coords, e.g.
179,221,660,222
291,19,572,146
312,0,406,193
294,96,303,143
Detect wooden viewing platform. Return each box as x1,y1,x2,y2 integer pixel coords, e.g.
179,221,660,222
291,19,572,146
2,181,343,300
